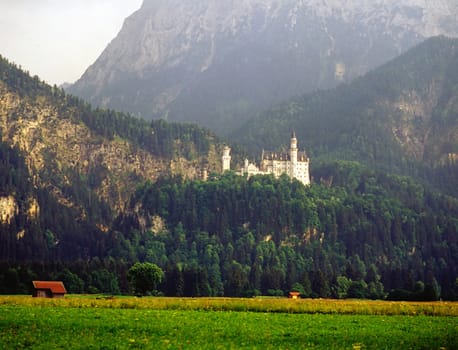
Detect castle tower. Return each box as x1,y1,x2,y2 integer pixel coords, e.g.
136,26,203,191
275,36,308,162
290,131,298,177
243,158,249,174
222,146,231,172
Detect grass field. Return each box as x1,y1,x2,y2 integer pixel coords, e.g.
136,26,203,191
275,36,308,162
0,296,457,349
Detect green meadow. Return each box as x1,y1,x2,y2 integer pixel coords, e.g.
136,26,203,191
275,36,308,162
0,297,457,349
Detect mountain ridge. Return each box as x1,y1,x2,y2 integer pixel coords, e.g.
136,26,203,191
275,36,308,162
232,36,458,195
68,0,458,134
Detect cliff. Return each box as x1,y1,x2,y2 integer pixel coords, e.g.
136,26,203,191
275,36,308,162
68,0,458,134
0,55,224,224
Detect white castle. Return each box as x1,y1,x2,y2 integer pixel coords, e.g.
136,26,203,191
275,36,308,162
222,132,310,186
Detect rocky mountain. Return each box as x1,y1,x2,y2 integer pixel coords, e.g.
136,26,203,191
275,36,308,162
0,55,224,261
68,0,458,134
233,36,458,195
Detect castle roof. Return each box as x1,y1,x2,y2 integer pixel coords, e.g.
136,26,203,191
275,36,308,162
262,150,308,162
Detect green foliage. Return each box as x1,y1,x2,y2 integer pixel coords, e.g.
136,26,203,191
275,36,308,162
233,36,458,196
1,52,457,301
127,262,164,295
55,269,84,294
336,276,352,299
90,269,121,295
0,54,221,269
114,161,457,298
347,280,368,299
291,282,306,296
1,160,456,299
387,280,441,302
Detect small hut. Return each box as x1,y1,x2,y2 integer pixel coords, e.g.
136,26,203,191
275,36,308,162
289,291,301,300
32,281,67,298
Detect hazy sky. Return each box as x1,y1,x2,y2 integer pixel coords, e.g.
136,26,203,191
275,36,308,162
0,0,143,85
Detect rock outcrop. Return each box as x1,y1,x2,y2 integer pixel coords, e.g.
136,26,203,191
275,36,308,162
0,64,222,216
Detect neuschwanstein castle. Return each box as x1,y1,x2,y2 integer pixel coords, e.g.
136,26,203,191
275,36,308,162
222,132,310,186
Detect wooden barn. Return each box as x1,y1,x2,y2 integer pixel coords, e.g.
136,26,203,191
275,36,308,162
32,281,67,298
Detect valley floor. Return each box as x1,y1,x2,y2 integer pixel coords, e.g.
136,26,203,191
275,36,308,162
0,297,456,349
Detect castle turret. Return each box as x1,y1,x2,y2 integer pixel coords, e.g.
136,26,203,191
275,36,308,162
290,131,298,177
290,131,297,150
222,146,231,172
244,158,249,174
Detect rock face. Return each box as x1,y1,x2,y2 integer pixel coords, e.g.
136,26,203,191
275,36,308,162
0,69,222,216
68,0,458,134
0,196,18,224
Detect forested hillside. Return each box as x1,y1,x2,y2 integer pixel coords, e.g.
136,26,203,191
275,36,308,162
2,163,457,299
0,55,223,285
233,37,458,196
1,41,457,300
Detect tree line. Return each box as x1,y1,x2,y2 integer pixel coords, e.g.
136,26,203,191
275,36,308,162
2,161,455,300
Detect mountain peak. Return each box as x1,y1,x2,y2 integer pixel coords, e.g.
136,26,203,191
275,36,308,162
68,0,457,134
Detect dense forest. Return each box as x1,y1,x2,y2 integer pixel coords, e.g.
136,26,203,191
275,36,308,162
0,42,457,300
2,161,457,300
0,53,224,258
0,55,220,294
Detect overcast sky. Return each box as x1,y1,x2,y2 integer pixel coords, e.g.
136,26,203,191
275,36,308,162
0,0,143,85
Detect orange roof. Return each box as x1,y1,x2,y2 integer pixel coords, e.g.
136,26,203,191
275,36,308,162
33,281,67,294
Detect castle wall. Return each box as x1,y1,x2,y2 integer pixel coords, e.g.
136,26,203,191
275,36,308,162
225,135,310,186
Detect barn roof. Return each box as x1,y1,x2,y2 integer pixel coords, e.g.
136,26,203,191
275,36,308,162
32,281,67,294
